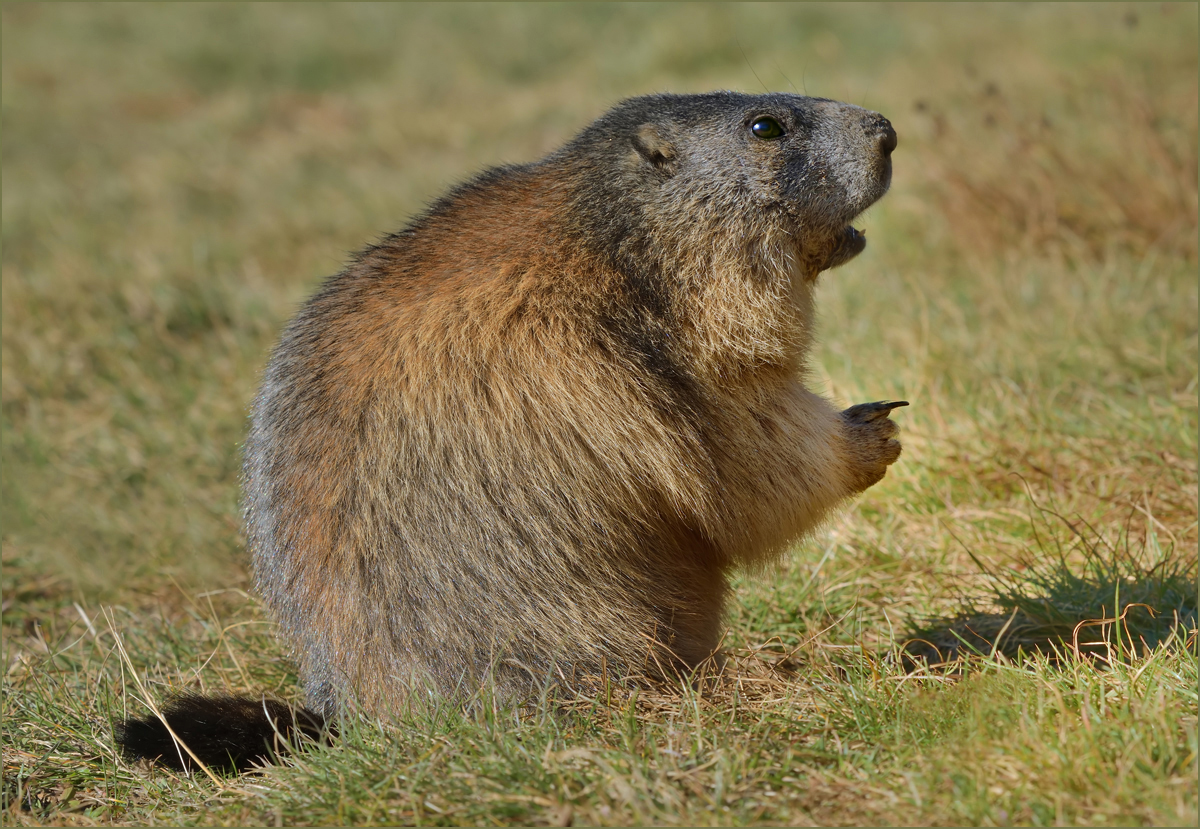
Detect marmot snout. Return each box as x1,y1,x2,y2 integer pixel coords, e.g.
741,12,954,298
234,92,906,717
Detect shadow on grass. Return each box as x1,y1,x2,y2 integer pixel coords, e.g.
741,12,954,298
902,507,1197,670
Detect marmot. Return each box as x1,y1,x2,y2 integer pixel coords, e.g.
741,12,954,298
117,91,902,772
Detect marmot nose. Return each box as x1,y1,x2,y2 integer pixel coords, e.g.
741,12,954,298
875,118,897,156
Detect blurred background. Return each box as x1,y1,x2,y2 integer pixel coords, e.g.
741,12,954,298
3,3,1196,605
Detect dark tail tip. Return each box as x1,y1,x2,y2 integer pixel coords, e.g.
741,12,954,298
114,693,332,774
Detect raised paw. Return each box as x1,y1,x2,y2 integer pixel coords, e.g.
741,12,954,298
841,400,907,492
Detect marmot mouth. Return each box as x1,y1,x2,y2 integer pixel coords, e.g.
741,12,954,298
819,224,867,272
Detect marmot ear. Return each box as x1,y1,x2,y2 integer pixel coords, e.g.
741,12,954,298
632,124,677,172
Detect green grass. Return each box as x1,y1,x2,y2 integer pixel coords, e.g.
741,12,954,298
3,2,1197,826
902,514,1197,666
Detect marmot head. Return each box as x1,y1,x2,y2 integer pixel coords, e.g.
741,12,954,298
556,92,896,278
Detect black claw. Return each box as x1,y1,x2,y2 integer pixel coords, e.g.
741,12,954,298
844,400,910,423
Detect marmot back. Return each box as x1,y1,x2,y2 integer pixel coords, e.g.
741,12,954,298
118,92,903,770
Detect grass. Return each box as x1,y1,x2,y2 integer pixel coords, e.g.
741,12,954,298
3,2,1197,826
902,511,1197,666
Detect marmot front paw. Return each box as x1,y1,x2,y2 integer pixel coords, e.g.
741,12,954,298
842,400,907,492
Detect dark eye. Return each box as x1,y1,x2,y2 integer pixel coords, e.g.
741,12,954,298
750,116,785,139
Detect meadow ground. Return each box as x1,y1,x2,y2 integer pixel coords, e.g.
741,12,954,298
2,3,1197,826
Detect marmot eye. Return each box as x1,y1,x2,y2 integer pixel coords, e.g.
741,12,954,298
750,116,785,139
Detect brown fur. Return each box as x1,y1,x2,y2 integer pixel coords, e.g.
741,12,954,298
244,92,902,717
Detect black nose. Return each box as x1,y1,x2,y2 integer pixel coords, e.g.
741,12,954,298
876,118,897,156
